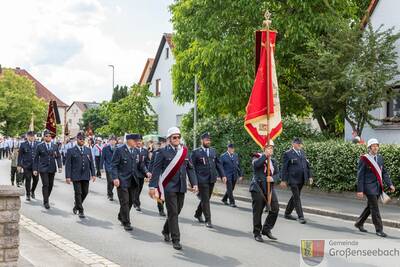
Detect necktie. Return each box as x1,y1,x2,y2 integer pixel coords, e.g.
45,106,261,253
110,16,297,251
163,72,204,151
80,147,83,154
130,148,134,155
47,144,50,150
374,156,377,162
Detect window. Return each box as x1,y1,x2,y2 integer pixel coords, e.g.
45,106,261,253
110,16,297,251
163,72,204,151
387,89,400,118
155,79,161,97
176,114,183,126
68,119,72,124
165,47,169,59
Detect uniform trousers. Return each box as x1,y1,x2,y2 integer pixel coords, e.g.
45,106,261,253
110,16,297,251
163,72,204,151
133,178,144,208
251,189,279,235
24,169,39,197
195,182,215,222
222,178,237,204
284,183,304,219
355,195,383,232
163,192,185,242
117,180,137,225
40,172,55,204
73,180,89,212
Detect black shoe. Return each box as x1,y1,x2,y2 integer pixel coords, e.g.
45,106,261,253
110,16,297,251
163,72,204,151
136,206,141,212
78,212,85,219
162,232,171,242
284,214,297,220
108,196,114,201
376,231,387,238
31,192,35,199
124,224,133,231
194,215,205,223
205,222,213,228
159,210,166,217
26,196,31,201
355,224,367,233
44,203,50,209
172,241,182,250
118,215,123,225
229,203,237,208
254,235,264,242
262,230,278,240
221,199,228,205
298,218,307,224
73,207,78,215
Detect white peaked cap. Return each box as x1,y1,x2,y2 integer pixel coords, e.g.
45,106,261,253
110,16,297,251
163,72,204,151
266,140,274,147
367,138,379,148
167,127,181,138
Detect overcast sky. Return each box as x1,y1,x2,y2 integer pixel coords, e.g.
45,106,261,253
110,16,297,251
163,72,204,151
0,0,173,104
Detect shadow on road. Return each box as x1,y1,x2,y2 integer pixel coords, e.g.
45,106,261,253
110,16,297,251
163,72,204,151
76,216,114,229
174,245,241,267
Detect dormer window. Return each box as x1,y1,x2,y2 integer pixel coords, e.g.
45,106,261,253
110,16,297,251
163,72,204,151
165,47,169,59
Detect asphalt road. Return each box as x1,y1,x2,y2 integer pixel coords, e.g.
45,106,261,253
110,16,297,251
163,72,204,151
1,159,399,267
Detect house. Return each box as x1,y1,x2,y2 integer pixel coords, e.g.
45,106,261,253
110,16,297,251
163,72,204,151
66,101,100,137
1,66,69,136
139,58,154,86
143,33,193,136
344,0,400,144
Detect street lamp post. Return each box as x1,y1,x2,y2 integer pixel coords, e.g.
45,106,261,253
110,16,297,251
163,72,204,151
108,64,115,91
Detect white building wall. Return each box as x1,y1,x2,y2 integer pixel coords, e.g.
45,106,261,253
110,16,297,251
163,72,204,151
66,103,84,137
149,42,193,136
344,0,400,144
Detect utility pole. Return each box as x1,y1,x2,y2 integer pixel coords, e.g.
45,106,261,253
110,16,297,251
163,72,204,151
193,75,198,149
108,64,115,91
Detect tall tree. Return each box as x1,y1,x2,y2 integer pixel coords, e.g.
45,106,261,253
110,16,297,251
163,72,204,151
170,0,367,132
98,84,156,136
111,85,129,103
345,24,400,136
0,69,47,136
80,103,109,134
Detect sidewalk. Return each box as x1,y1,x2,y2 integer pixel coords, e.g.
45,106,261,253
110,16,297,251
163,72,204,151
213,181,400,228
19,227,87,267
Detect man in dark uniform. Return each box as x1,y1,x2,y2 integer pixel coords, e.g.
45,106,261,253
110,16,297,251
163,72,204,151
192,132,226,228
17,131,39,201
101,136,117,201
132,137,149,211
281,137,312,224
65,132,96,218
111,134,150,231
149,137,167,216
220,143,243,207
149,127,198,250
250,141,280,242
355,138,395,237
33,130,62,209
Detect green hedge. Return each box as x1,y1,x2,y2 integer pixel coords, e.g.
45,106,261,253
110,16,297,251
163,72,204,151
182,115,400,196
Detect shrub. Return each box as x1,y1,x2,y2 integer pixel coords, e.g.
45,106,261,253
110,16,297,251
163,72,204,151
182,115,400,196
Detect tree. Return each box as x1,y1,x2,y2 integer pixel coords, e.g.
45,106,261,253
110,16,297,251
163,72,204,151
0,69,47,136
345,24,400,136
80,102,109,135
111,85,129,103
98,84,156,136
170,0,366,121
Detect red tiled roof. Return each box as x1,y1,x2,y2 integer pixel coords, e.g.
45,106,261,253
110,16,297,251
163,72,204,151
361,0,380,29
164,33,174,49
139,58,154,85
12,68,68,107
67,101,100,112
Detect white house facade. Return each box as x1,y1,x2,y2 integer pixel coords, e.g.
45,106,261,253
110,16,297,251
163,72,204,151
146,33,193,137
66,101,100,137
345,0,400,144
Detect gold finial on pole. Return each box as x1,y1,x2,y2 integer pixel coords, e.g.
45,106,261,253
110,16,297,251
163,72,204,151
263,10,272,29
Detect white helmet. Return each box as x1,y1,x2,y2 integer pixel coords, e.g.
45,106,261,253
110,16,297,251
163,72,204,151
367,138,379,148
167,127,181,138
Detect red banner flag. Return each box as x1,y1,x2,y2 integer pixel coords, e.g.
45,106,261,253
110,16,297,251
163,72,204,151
245,30,282,148
46,101,57,137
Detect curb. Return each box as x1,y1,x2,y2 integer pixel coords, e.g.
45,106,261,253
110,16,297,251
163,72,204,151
20,215,120,267
213,191,400,229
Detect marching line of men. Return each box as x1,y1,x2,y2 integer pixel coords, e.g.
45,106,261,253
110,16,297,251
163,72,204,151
10,126,397,251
